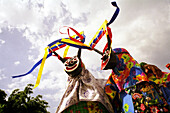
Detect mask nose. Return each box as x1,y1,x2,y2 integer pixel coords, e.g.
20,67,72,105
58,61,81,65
64,59,74,66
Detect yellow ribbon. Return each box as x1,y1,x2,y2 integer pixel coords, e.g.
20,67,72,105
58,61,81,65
63,45,70,58
33,47,48,89
89,20,108,46
63,31,84,58
61,38,90,47
33,31,85,89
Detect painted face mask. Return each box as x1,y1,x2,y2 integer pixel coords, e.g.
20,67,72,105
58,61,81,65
64,56,82,77
101,48,117,70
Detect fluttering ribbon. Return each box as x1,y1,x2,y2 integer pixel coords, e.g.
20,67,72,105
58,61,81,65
12,1,120,88
89,1,119,49
60,38,91,50
33,47,48,89
103,27,113,52
63,46,70,58
89,20,108,49
12,32,86,88
33,30,86,88
63,31,85,57
12,53,52,78
57,27,92,50
12,39,64,78
107,1,120,26
59,28,103,55
48,39,66,53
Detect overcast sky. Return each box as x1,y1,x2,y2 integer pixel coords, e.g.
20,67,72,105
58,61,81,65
0,0,170,112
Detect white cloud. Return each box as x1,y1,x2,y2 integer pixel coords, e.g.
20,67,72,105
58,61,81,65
8,74,36,90
38,71,67,90
0,39,5,45
28,55,34,61
44,88,65,101
0,68,6,80
14,61,20,65
43,0,62,17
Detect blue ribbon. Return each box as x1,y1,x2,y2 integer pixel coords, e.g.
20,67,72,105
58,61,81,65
12,53,52,78
107,1,120,26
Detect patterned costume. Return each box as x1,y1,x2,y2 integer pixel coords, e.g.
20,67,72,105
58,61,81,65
56,49,113,113
104,48,170,113
56,67,113,113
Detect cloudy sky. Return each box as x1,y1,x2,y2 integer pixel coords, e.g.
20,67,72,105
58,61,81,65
0,0,170,112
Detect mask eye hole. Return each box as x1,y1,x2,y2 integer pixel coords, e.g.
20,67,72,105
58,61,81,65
70,60,74,64
73,57,77,61
64,61,69,66
105,50,110,55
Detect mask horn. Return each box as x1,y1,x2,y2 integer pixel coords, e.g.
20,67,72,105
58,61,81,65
91,27,112,56
93,48,103,55
107,35,111,50
106,27,112,50
77,48,81,58
48,47,66,63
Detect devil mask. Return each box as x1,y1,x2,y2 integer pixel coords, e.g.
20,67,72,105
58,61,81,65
101,48,117,70
63,49,83,77
101,27,117,70
64,56,83,77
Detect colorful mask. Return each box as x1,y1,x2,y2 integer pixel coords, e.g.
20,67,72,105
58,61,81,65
62,48,83,77
64,56,82,77
101,48,117,70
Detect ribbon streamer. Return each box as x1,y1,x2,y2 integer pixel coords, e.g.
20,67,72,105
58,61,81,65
103,27,113,52
60,38,91,50
107,1,120,26
63,46,70,58
12,53,52,78
63,31,85,58
33,30,86,88
89,20,108,49
89,2,119,49
12,1,120,89
33,47,48,89
13,33,84,79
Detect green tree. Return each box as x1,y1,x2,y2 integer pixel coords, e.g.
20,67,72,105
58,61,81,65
0,89,7,113
0,84,49,113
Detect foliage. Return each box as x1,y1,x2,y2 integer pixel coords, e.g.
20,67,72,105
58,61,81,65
0,84,49,113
